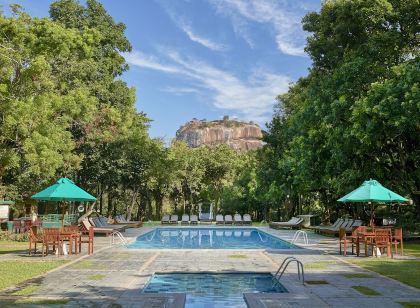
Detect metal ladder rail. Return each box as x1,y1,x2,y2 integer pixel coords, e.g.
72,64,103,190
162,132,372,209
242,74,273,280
272,256,297,281
273,258,305,285
291,230,308,245
111,230,128,246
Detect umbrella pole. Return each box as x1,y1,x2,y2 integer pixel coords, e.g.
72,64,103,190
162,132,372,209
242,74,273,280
370,203,375,227
61,202,66,228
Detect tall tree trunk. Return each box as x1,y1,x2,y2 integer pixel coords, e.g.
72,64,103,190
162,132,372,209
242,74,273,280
107,192,113,217
126,187,138,221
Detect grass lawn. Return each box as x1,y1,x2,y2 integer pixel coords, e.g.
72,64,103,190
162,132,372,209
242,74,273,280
350,259,420,289
0,260,67,290
404,241,420,258
0,241,28,255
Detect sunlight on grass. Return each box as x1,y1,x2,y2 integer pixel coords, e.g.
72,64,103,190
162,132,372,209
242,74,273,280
305,260,337,269
404,242,420,258
342,273,373,278
352,285,381,296
0,241,28,255
12,285,40,296
305,280,329,285
71,260,107,270
398,302,420,308
87,274,107,281
0,260,66,290
350,259,420,289
12,298,69,305
228,254,247,259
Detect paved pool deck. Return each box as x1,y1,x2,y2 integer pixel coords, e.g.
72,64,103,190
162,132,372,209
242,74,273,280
1,226,419,307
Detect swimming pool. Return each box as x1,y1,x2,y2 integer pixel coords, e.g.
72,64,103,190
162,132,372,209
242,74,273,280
143,272,287,307
128,227,298,249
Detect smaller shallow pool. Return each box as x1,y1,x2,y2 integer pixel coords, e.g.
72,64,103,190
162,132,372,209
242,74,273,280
128,227,298,249
143,272,287,308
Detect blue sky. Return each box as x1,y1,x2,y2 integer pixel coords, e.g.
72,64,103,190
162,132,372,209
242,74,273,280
2,0,320,141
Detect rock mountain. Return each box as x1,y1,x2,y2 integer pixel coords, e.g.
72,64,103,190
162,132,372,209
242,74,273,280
175,116,263,151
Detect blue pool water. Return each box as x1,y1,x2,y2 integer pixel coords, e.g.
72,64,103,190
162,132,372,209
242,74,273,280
128,227,298,249
143,272,287,308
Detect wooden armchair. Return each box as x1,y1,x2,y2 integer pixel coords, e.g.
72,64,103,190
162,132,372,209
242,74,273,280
28,226,45,256
79,226,94,255
391,227,403,256
371,229,393,258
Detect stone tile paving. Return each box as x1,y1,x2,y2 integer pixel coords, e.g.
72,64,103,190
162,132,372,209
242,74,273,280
0,225,419,307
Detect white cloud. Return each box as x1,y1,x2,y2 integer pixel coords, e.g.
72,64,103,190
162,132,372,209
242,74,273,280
162,87,201,95
124,50,291,123
180,23,227,51
209,0,308,57
158,2,227,51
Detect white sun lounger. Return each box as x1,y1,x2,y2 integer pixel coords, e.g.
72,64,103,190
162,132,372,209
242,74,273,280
161,214,170,224
170,215,179,224
243,214,252,225
190,215,198,225
181,214,190,225
234,214,243,225
216,214,224,225
224,215,233,225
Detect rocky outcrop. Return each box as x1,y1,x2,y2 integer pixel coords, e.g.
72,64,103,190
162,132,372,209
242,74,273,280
175,116,263,151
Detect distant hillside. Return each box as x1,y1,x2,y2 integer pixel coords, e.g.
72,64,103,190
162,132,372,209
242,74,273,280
175,116,263,151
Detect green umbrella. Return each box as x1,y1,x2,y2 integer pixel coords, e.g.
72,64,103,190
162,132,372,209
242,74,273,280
338,179,408,226
32,178,96,226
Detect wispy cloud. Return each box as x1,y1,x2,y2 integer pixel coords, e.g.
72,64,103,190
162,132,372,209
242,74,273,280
180,22,227,51
162,87,201,95
209,0,308,57
124,50,291,123
158,2,227,51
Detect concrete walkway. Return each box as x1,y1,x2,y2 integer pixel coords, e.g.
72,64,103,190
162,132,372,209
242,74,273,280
0,226,419,307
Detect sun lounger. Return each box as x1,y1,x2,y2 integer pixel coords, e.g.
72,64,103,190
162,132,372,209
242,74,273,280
320,219,352,235
81,220,113,236
115,215,142,226
346,219,362,232
96,216,126,232
243,214,252,225
181,214,190,225
215,214,224,225
269,217,303,229
161,215,170,224
312,218,344,233
224,215,233,225
170,215,179,224
190,215,198,225
234,214,243,225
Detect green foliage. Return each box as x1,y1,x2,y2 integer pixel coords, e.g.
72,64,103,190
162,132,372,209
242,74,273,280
261,0,420,226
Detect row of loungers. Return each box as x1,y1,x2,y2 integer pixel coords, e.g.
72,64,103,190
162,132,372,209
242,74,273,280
313,218,363,235
270,217,304,229
162,214,198,225
161,214,252,225
216,214,251,225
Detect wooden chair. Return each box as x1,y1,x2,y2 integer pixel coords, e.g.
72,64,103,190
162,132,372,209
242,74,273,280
61,226,81,255
79,226,94,255
339,227,348,256
371,229,393,258
28,226,45,256
43,228,63,257
13,220,22,233
391,227,403,256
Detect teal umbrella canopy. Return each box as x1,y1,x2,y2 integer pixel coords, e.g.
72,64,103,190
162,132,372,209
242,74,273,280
338,180,408,203
32,178,96,202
